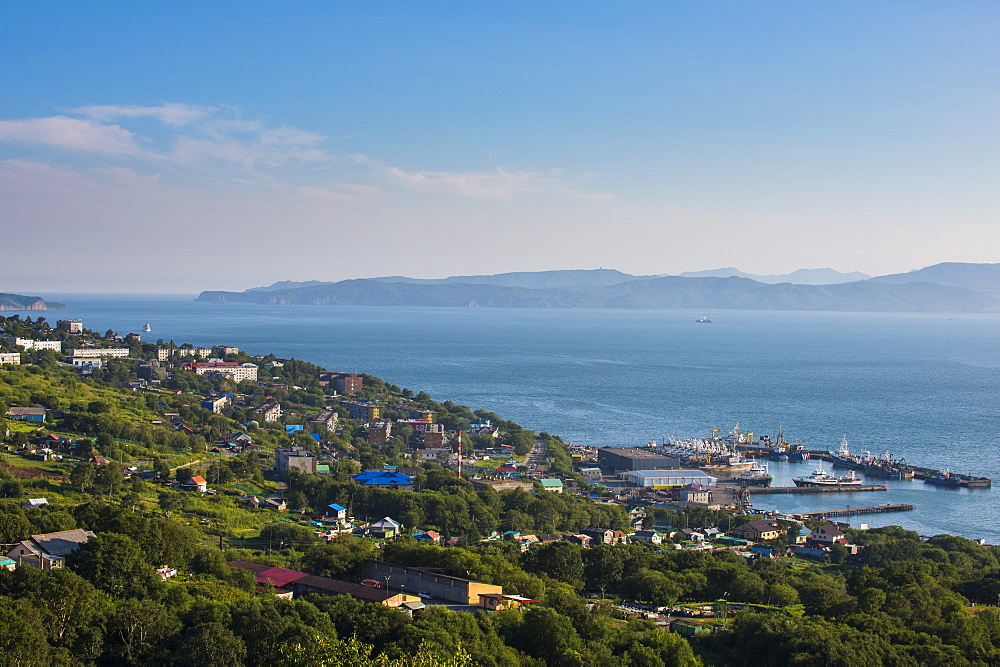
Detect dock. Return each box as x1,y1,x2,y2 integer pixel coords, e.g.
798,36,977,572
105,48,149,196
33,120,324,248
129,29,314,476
747,484,887,494
795,503,915,519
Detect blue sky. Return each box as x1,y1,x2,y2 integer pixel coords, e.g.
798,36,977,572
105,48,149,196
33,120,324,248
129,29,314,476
2,2,999,292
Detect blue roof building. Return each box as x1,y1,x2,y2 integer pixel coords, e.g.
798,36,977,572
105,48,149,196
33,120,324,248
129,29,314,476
352,471,415,489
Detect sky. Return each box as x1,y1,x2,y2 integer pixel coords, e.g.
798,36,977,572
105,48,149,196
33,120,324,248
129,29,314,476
2,2,999,293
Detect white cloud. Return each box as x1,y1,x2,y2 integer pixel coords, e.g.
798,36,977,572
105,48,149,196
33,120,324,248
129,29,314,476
0,116,142,155
69,103,216,126
383,165,614,202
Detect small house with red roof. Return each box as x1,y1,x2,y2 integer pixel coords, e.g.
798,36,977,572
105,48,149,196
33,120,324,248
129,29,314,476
182,475,208,493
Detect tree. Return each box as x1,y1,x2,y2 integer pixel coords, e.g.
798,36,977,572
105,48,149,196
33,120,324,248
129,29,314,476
168,622,246,666
107,598,181,665
523,541,584,589
94,464,124,496
70,533,161,599
69,463,95,493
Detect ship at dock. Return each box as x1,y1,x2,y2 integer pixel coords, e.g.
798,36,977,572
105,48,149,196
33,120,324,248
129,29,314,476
738,460,773,487
829,435,913,480
793,464,864,487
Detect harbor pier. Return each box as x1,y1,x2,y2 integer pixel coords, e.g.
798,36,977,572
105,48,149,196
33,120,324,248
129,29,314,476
795,503,915,519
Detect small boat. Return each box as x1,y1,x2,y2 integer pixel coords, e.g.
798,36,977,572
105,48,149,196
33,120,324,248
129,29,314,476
143,323,151,332
695,316,713,323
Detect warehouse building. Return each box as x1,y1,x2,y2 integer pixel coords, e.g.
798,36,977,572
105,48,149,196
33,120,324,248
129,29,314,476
597,446,679,472
362,560,502,605
625,469,718,489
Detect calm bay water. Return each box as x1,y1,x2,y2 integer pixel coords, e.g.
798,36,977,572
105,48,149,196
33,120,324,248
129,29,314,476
36,293,1000,541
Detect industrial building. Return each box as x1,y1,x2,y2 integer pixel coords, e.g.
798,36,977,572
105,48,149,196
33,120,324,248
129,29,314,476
597,446,679,472
625,469,718,489
362,560,502,605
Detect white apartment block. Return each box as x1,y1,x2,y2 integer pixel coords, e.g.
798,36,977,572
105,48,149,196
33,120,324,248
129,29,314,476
156,348,171,361
69,347,129,359
176,347,214,358
193,363,258,381
57,319,83,333
12,339,62,352
0,352,20,365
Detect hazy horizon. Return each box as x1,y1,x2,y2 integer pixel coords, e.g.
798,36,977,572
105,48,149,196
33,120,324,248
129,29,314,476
3,3,999,292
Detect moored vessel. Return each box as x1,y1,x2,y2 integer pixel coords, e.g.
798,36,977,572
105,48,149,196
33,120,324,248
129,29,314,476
739,460,773,487
793,464,864,487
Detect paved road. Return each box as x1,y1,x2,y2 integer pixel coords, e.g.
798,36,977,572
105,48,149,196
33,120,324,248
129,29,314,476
525,438,548,471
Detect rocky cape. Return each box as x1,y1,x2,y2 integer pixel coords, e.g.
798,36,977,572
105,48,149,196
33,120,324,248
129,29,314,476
197,263,1000,313
0,293,65,310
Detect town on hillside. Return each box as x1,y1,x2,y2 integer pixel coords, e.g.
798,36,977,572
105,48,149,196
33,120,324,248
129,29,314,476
0,313,998,664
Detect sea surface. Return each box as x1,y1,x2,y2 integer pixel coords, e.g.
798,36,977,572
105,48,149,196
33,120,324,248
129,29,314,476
33,294,1000,542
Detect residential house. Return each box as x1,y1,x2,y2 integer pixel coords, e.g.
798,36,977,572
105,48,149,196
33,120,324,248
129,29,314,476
630,530,664,545
0,352,20,365
23,498,48,509
581,528,628,545
680,528,706,542
6,528,96,569
6,407,46,422
807,524,848,547
731,520,784,542
413,530,441,545
324,503,348,521
563,534,593,548
680,483,712,506
539,479,563,493
367,517,402,538
182,476,208,493
513,534,540,552
262,498,288,511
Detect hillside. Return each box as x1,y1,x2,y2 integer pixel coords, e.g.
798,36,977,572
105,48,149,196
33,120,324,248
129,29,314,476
0,293,65,310
867,262,1000,298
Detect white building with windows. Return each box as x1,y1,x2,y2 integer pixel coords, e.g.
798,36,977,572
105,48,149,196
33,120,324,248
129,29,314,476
69,347,129,359
0,352,20,365
11,338,62,352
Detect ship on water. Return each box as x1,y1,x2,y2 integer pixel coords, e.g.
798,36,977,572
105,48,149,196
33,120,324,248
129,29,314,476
739,460,773,487
143,323,151,333
793,464,864,487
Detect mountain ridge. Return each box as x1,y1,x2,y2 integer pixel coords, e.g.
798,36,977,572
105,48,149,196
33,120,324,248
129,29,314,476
197,264,1000,313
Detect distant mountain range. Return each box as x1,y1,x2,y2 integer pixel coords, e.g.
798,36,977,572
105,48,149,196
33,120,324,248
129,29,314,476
198,263,1000,313
677,267,871,285
0,293,65,311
